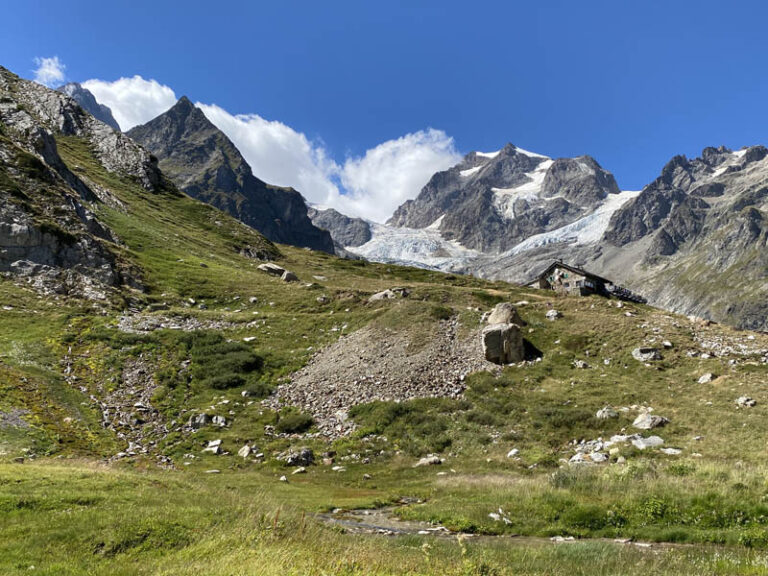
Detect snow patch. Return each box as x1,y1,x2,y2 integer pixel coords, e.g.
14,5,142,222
460,165,483,178
427,215,445,230
502,190,641,255
712,149,749,178
492,159,553,219
512,146,549,159
476,150,500,159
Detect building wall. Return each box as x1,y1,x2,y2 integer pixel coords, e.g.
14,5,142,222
542,266,601,296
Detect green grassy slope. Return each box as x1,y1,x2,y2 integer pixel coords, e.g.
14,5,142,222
1,126,768,574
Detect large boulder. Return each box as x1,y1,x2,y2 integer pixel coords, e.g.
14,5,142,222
632,347,662,362
482,323,524,365
487,303,524,325
257,263,287,276
284,448,315,467
632,412,669,430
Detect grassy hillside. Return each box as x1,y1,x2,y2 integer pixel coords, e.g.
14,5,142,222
1,129,768,574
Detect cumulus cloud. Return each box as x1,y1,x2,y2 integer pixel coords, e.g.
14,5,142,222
336,130,461,223
198,105,460,222
33,56,66,87
83,74,461,222
82,76,177,131
197,104,341,208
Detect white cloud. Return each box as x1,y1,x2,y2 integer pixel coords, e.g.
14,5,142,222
33,56,66,87
198,105,460,222
83,74,461,222
336,130,461,223
197,103,342,209
82,76,177,131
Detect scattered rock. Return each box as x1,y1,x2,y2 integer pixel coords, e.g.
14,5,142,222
202,439,222,454
506,448,519,458
283,448,315,467
662,341,673,349
257,263,286,276
660,448,682,455
292,466,307,475
279,475,288,482
737,396,757,407
698,373,715,384
546,309,562,321
413,455,442,467
281,270,299,282
632,347,662,362
596,406,618,420
482,323,524,365
632,413,669,430
631,436,664,450
572,359,590,369
237,445,252,458
368,287,410,302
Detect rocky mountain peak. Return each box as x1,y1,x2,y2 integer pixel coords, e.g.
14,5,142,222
56,82,121,131
127,100,335,253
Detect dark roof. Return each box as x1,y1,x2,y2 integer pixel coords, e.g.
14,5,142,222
536,260,612,285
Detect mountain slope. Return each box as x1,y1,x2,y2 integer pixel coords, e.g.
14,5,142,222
344,143,768,330
127,97,335,253
591,145,768,329
57,82,121,130
387,143,620,253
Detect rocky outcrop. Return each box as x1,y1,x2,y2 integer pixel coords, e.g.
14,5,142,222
308,207,372,248
57,83,120,131
0,66,157,298
127,97,335,253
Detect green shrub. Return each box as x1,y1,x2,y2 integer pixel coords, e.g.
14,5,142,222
276,412,314,434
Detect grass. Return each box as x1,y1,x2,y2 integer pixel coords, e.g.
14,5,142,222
3,462,768,575
0,126,767,573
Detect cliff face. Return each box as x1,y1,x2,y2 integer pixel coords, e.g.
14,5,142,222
0,66,166,298
127,98,335,253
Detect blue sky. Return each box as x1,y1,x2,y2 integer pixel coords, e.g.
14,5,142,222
4,0,768,221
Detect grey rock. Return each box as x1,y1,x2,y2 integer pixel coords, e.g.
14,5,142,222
632,347,662,362
237,444,252,458
486,302,524,325
546,309,562,321
284,448,314,467
632,413,669,430
482,323,524,365
258,263,286,276
202,439,222,454
413,455,442,467
631,436,664,450
281,270,298,282
187,414,212,429
308,207,372,247
596,406,618,419
698,373,716,384
737,396,757,407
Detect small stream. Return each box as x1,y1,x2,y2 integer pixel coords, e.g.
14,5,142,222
317,506,691,553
